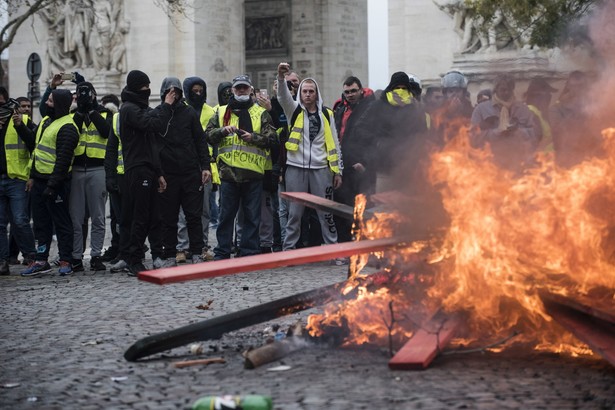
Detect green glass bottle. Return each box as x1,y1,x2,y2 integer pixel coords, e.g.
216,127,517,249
191,395,273,410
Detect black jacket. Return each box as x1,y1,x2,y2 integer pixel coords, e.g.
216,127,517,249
30,89,80,189
119,88,172,175
333,91,375,171
157,100,211,176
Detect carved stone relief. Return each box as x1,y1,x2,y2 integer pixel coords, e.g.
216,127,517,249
433,0,534,54
245,16,287,53
39,0,130,76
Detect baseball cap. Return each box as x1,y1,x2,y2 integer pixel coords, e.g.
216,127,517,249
232,75,252,88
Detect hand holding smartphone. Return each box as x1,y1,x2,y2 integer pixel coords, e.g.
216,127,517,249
60,72,76,81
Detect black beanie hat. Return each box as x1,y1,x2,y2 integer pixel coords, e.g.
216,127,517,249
126,70,150,92
385,71,412,92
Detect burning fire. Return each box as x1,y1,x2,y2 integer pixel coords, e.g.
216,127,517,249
308,126,615,355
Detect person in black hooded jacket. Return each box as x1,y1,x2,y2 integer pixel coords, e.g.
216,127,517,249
156,77,211,266
119,70,176,276
22,89,80,276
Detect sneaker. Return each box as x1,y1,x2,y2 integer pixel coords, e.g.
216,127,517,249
162,257,177,268
152,256,164,269
58,260,73,276
108,256,121,265
100,247,119,262
175,251,187,264
127,262,147,277
110,259,129,273
192,254,203,264
21,261,51,276
72,259,84,272
201,248,215,261
90,256,106,271
332,257,349,266
0,260,10,275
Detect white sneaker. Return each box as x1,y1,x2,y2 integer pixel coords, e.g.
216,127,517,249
192,254,203,264
110,259,129,272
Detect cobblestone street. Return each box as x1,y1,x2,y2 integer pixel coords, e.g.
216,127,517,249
1,228,614,409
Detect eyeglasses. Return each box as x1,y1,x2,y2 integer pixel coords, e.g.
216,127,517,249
344,88,360,95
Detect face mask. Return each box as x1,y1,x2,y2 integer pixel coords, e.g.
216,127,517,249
234,94,250,103
46,106,56,119
137,88,151,99
386,89,413,106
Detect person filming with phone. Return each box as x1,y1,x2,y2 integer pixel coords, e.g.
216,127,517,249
205,75,278,260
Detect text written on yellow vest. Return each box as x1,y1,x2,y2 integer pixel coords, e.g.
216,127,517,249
216,104,269,175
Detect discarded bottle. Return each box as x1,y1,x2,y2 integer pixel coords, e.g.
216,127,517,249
191,395,273,410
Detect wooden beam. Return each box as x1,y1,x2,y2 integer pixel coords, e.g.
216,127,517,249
539,291,615,325
542,297,615,368
388,311,463,370
280,191,356,220
139,237,405,285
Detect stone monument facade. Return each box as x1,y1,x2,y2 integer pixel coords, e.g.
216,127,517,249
388,0,594,96
8,0,368,110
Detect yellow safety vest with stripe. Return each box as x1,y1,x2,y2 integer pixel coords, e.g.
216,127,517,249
4,114,32,181
198,103,220,184
286,107,340,174
32,115,79,175
74,111,109,159
528,105,554,153
216,104,269,174
112,113,124,175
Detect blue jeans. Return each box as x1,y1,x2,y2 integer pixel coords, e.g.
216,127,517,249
0,177,36,260
214,179,262,259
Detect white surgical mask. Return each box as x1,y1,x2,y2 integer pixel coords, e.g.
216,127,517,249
234,94,250,103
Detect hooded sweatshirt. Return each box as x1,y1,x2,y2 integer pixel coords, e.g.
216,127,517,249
30,89,80,187
183,77,207,111
276,76,342,173
156,77,210,176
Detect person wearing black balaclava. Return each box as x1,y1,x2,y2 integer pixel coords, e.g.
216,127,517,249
22,89,80,277
156,77,211,267
69,81,114,273
119,70,176,277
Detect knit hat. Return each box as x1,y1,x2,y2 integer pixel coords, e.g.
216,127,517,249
385,72,412,92
126,70,150,92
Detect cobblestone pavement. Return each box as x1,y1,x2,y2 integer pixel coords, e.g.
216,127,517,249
1,229,614,409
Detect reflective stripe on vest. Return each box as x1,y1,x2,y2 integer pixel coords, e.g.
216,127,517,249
4,114,31,180
33,115,79,175
73,111,108,159
200,104,220,184
112,113,124,175
285,108,340,173
216,104,268,174
528,105,554,153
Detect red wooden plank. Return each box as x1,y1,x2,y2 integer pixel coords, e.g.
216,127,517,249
539,291,615,325
542,300,615,367
139,237,405,285
280,191,356,220
389,311,463,370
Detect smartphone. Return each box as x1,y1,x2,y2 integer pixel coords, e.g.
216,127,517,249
61,72,76,81
259,89,268,98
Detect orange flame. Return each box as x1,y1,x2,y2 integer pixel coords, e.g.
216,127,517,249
307,127,615,355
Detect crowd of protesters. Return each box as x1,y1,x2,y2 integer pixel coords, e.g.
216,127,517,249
0,63,597,277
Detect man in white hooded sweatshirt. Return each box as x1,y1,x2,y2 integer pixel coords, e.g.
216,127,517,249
276,62,343,252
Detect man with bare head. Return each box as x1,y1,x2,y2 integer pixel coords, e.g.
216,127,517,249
276,63,343,262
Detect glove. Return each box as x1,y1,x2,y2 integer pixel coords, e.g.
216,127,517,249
72,72,85,84
106,178,119,193
42,186,56,198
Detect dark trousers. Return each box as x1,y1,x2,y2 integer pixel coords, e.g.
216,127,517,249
109,174,124,255
30,179,74,262
122,167,162,265
159,172,204,258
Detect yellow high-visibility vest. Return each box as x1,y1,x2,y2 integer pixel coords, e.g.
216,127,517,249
3,114,31,180
32,115,78,174
112,113,124,175
286,108,340,174
216,104,269,174
73,111,109,159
